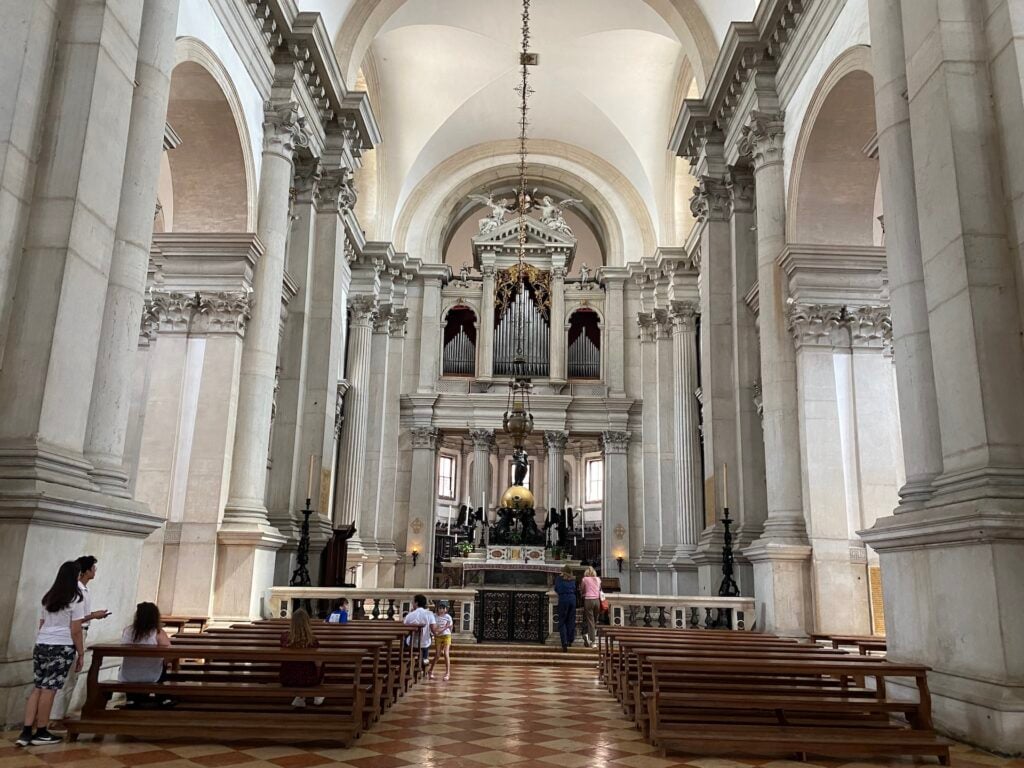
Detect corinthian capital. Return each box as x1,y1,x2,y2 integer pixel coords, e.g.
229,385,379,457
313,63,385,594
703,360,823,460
689,175,730,223
738,110,785,170
469,428,495,449
410,426,440,450
315,167,358,213
786,302,845,347
544,430,570,452
348,295,378,326
849,305,892,349
193,291,253,336
669,300,698,332
725,169,755,215
263,100,309,156
601,430,631,455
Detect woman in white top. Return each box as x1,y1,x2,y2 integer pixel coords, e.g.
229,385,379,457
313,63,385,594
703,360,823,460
16,561,86,747
120,602,172,706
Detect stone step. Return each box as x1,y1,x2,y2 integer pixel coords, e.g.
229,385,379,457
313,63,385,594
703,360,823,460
448,643,600,667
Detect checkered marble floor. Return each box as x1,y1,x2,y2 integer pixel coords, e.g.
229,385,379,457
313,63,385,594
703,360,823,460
3,664,1020,768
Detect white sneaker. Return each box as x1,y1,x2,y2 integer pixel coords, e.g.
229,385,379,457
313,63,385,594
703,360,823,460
291,697,306,708
313,697,325,706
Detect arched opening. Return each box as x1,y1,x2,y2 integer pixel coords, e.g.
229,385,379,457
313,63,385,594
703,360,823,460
789,52,878,245
567,308,601,379
162,60,250,232
442,306,477,377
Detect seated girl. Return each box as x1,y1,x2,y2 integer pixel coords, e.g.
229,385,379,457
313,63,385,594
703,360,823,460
119,602,172,707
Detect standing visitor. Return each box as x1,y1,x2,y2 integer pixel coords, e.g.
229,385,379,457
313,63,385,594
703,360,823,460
16,562,86,747
119,602,172,707
580,566,601,647
279,609,324,708
427,601,453,681
403,594,437,667
52,555,110,721
325,598,349,624
554,564,577,652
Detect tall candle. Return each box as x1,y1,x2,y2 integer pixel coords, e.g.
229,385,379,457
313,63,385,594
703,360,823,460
722,463,728,510
447,504,452,534
306,455,316,501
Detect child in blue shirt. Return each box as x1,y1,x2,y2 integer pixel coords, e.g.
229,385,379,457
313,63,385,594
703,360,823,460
326,598,349,624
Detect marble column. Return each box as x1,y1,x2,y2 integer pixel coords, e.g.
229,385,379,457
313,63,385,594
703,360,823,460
604,275,627,396
670,302,702,549
738,111,812,636
867,0,942,508
549,267,567,381
405,426,439,588
417,276,443,392
335,295,377,527
862,1,1024,751
469,429,494,513
654,313,681,591
544,430,569,511
479,263,496,380
601,430,631,591
216,100,306,618
637,307,661,591
83,0,179,496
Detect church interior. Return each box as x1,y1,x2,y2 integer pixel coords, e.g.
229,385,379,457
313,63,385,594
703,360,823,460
1,0,1023,763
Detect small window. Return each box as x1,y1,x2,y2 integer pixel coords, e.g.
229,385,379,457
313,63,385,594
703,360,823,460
585,458,603,503
437,455,456,500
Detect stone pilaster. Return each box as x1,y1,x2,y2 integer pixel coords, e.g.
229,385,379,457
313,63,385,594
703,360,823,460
417,276,444,392
636,304,662,592
603,274,627,396
335,295,377,527
478,263,496,380
549,267,567,382
601,430,631,591
544,430,569,512
868,0,942,508
216,99,308,619
404,426,439,588
84,0,180,496
737,110,811,636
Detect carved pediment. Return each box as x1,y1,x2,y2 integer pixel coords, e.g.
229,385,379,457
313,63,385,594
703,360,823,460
472,213,577,250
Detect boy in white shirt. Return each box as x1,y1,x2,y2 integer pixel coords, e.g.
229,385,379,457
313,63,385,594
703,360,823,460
402,594,436,668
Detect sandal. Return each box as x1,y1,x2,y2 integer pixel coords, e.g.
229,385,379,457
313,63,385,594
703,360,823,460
443,674,450,681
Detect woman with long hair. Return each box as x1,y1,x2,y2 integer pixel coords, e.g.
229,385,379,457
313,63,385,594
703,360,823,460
553,564,578,652
16,561,86,747
580,565,602,648
119,602,172,706
280,609,324,707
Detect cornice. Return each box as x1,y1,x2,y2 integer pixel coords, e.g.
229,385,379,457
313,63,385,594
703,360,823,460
779,243,888,306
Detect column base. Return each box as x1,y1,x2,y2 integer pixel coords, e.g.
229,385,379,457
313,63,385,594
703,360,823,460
213,523,286,621
634,546,697,594
742,539,812,636
809,537,873,635
0,483,160,728
860,501,1024,754
87,461,132,499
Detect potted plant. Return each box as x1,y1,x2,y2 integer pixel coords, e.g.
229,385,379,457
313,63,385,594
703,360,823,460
455,540,474,558
550,545,564,560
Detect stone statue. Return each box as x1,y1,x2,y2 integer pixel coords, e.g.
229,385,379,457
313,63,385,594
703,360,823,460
511,445,528,486
579,263,591,285
469,192,512,235
536,195,581,237
459,264,471,284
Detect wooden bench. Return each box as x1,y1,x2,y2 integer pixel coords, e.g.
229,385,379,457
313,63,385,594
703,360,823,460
645,657,949,764
67,644,367,746
162,616,208,634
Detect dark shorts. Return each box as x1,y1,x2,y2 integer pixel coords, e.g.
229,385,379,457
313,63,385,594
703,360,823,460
33,644,76,690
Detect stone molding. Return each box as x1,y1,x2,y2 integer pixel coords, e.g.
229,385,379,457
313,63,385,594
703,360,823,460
410,426,440,450
146,290,253,338
469,429,495,448
601,430,631,455
726,170,755,216
787,302,892,350
689,175,731,223
543,430,570,451
738,110,786,170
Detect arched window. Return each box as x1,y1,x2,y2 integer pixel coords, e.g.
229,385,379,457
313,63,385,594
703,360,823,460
567,308,600,379
442,306,477,376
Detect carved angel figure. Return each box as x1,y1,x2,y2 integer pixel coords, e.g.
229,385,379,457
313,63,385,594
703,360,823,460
579,263,591,285
469,192,511,234
536,195,581,237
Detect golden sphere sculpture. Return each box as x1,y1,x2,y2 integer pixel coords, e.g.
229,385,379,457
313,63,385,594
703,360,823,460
499,485,535,510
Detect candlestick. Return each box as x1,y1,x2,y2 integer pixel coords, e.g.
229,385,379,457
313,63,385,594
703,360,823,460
447,504,452,534
722,463,728,510
306,455,315,501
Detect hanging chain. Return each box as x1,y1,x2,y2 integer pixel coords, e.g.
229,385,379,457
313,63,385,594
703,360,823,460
513,0,532,366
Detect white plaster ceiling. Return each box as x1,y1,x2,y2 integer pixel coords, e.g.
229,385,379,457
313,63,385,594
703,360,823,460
303,0,758,247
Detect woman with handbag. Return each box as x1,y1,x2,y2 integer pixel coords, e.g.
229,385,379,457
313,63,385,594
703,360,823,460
580,566,602,648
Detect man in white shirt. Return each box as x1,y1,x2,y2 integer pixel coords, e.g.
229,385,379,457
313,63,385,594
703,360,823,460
51,556,110,721
402,594,437,667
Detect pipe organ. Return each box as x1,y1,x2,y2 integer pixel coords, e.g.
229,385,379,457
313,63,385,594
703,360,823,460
442,326,475,376
494,288,550,377
568,333,600,378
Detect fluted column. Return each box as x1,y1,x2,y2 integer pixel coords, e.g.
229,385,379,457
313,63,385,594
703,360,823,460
479,264,496,379
549,267,567,381
405,426,439,588
335,295,377,527
867,0,942,507
469,429,494,513
83,0,179,495
544,430,569,510
738,111,811,636
601,430,631,591
417,276,443,392
222,100,306,533
670,301,702,547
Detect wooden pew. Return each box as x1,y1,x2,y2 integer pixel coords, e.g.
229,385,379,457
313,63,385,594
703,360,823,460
646,657,949,764
67,644,367,746
162,616,208,634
